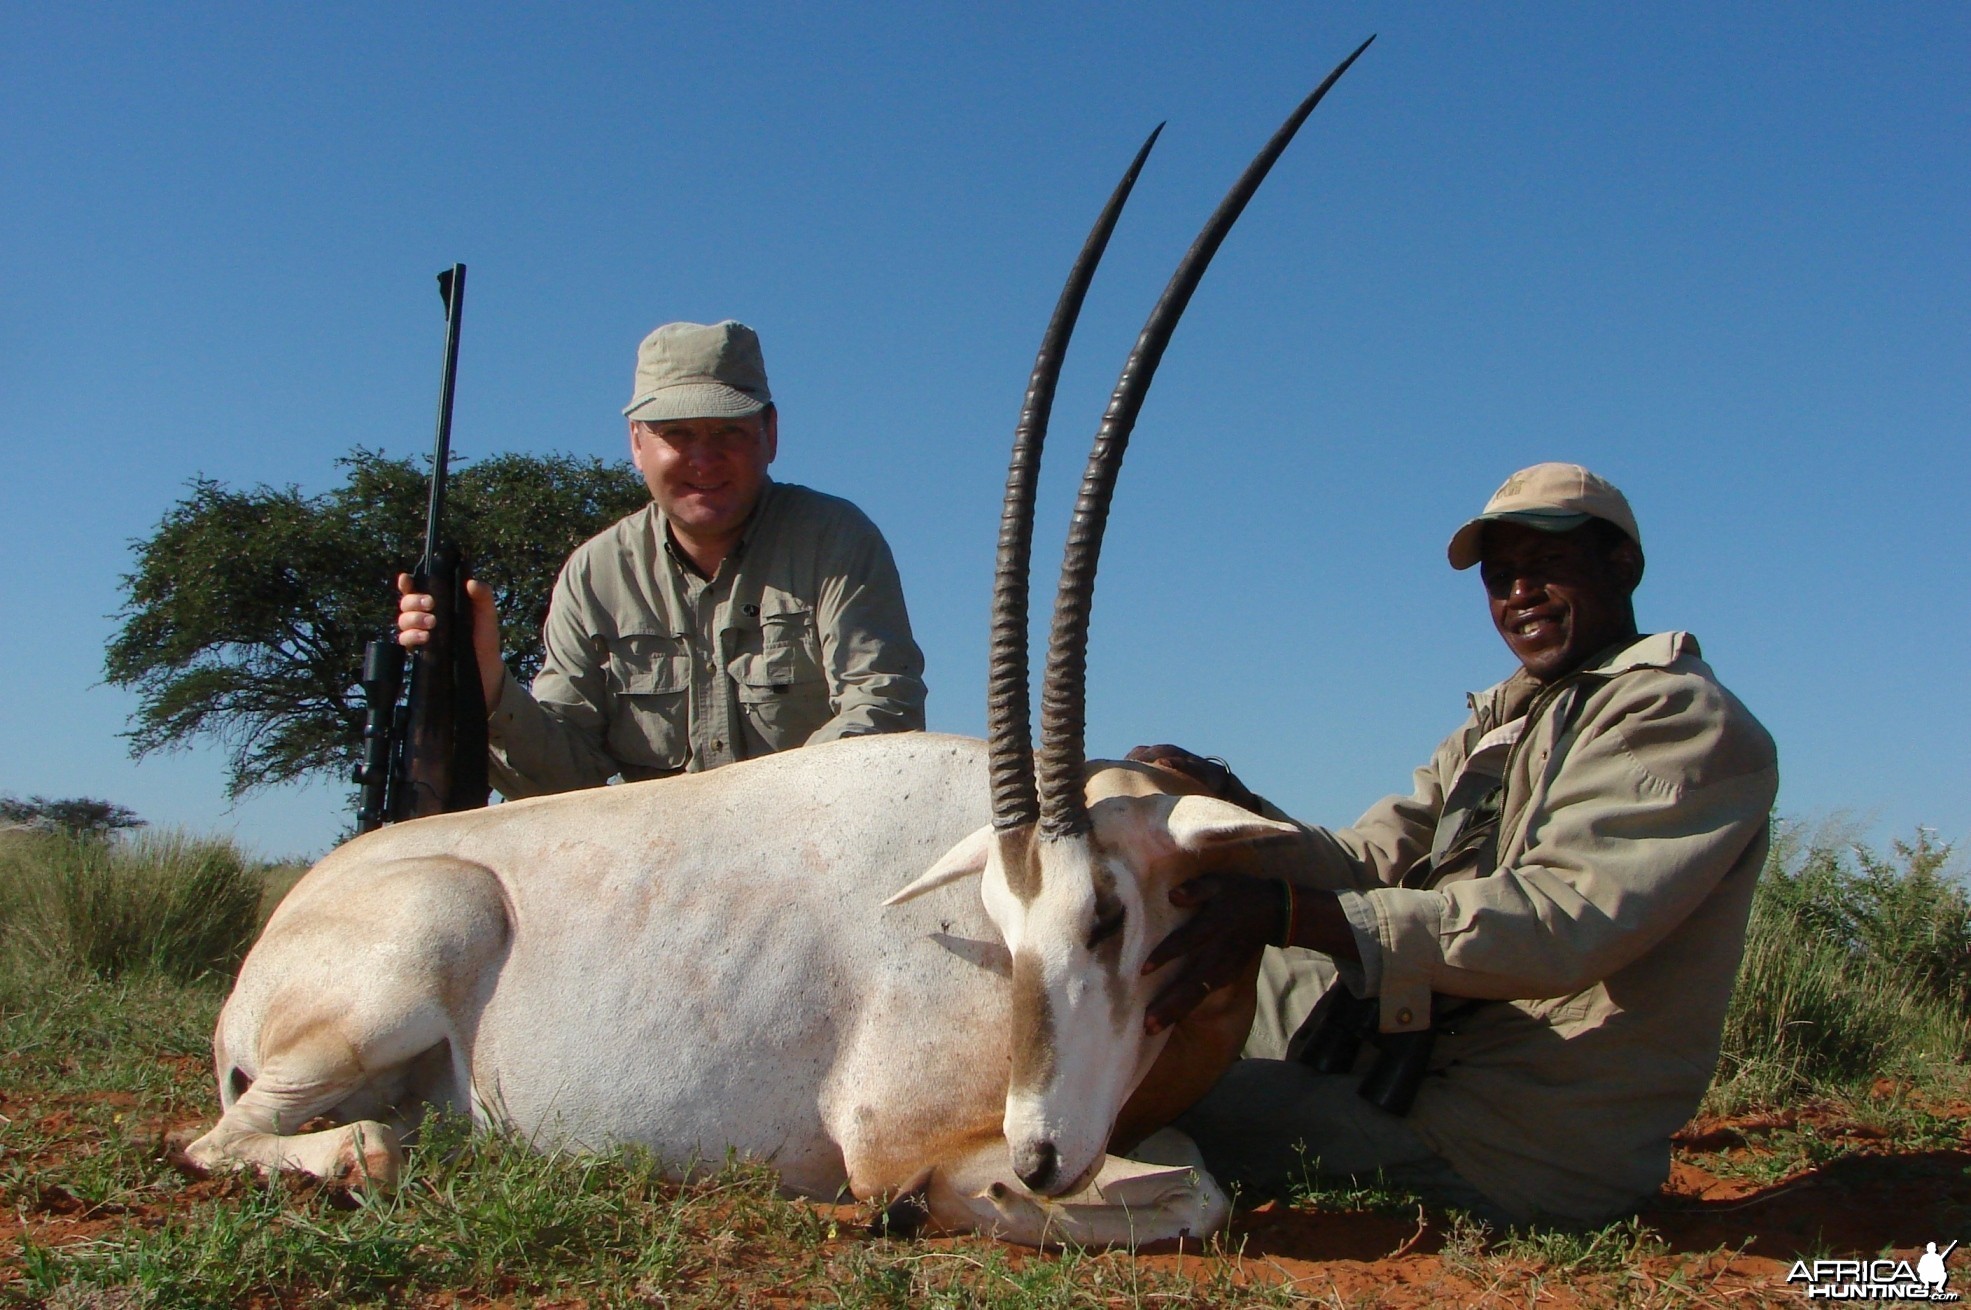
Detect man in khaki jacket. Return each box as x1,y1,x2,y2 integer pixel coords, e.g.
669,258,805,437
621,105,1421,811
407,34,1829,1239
399,320,926,797
1142,463,1778,1225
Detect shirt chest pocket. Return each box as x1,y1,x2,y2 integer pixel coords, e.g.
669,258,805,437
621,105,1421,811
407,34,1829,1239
603,633,690,773
726,609,829,747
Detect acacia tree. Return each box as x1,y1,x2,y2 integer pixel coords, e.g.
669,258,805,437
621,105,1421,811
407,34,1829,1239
106,449,648,798
0,795,145,838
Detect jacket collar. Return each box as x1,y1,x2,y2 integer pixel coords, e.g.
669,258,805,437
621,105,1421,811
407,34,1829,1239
1468,631,1699,729
1583,630,1699,676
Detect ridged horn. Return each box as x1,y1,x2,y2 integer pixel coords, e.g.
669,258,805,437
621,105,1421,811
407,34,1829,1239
988,125,1164,832
1036,37,1375,839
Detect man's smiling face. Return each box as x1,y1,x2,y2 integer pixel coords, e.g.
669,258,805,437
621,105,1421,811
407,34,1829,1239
630,410,777,544
1479,520,1643,683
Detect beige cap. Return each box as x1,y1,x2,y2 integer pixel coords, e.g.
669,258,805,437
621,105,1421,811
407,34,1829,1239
1447,462,1641,570
623,320,772,422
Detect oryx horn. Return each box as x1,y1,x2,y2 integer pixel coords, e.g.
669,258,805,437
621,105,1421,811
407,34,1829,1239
1035,36,1375,839
988,125,1164,832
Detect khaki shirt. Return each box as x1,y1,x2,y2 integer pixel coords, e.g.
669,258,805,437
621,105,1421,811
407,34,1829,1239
487,481,926,797
1286,632,1779,1221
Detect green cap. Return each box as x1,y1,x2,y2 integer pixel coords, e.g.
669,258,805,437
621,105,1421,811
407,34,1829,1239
623,320,772,423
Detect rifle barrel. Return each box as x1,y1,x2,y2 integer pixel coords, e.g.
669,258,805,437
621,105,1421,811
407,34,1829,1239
423,263,467,575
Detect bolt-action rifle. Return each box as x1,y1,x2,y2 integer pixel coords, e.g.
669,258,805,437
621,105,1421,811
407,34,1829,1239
352,264,490,832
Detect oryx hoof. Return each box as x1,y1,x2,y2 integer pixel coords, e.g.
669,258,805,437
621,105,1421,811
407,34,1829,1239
870,1189,932,1240
181,1127,256,1178
869,1168,935,1239
327,1122,403,1191
983,1179,1039,1225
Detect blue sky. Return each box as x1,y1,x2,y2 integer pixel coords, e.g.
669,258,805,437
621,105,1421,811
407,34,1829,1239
3,4,1964,860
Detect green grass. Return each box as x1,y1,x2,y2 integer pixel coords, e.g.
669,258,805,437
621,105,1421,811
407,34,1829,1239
0,962,221,1223
1283,1169,1426,1218
2,820,1967,1306
1683,1075,1971,1190
1708,823,1971,1112
18,1126,777,1306
0,830,268,985
1439,1213,1668,1279
9,1098,1309,1307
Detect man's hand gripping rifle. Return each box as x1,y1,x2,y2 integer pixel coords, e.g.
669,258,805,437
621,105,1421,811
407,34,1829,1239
353,264,490,832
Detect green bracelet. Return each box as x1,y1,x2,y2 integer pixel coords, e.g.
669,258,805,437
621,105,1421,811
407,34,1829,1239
1275,879,1297,949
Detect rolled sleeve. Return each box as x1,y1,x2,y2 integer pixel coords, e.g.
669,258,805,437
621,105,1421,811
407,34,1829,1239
806,519,927,742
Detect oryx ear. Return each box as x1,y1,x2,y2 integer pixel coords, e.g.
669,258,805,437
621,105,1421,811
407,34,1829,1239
1164,794,1299,853
885,825,993,906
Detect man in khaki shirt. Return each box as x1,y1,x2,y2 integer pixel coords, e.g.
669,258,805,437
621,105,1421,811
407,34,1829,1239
1141,464,1778,1225
399,320,926,797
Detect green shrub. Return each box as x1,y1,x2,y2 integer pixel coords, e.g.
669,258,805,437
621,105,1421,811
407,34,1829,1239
0,828,264,984
1712,823,1971,1108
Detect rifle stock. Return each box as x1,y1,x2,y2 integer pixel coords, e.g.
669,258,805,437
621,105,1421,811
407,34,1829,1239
399,542,488,818
352,263,490,832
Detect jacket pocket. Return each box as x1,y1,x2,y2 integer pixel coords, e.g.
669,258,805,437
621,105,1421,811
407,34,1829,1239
727,617,829,748
603,633,690,772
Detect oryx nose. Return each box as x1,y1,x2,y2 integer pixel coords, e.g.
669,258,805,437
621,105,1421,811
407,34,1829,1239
1014,1139,1059,1193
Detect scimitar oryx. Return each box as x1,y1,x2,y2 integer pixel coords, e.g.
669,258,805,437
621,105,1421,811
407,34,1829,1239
186,38,1373,1246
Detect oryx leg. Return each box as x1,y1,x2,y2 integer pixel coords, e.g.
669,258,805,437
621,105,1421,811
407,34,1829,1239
186,1027,409,1187
186,856,509,1188
910,1129,1228,1246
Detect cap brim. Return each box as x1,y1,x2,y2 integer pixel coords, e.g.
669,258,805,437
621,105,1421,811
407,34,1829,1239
1446,510,1593,570
623,382,769,422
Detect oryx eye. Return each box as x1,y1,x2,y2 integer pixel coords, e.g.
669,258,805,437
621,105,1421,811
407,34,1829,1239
1087,907,1125,950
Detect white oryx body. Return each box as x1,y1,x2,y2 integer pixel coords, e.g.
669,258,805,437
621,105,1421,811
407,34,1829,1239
193,46,1367,1247
193,733,1291,1243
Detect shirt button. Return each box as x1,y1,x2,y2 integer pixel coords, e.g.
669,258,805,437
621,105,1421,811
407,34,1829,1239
1396,1007,1414,1026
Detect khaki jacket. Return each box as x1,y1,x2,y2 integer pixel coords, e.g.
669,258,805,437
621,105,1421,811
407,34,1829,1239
487,481,926,797
1290,632,1778,1221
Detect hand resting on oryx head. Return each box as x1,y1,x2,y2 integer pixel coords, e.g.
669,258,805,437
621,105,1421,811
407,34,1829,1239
185,39,1372,1246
